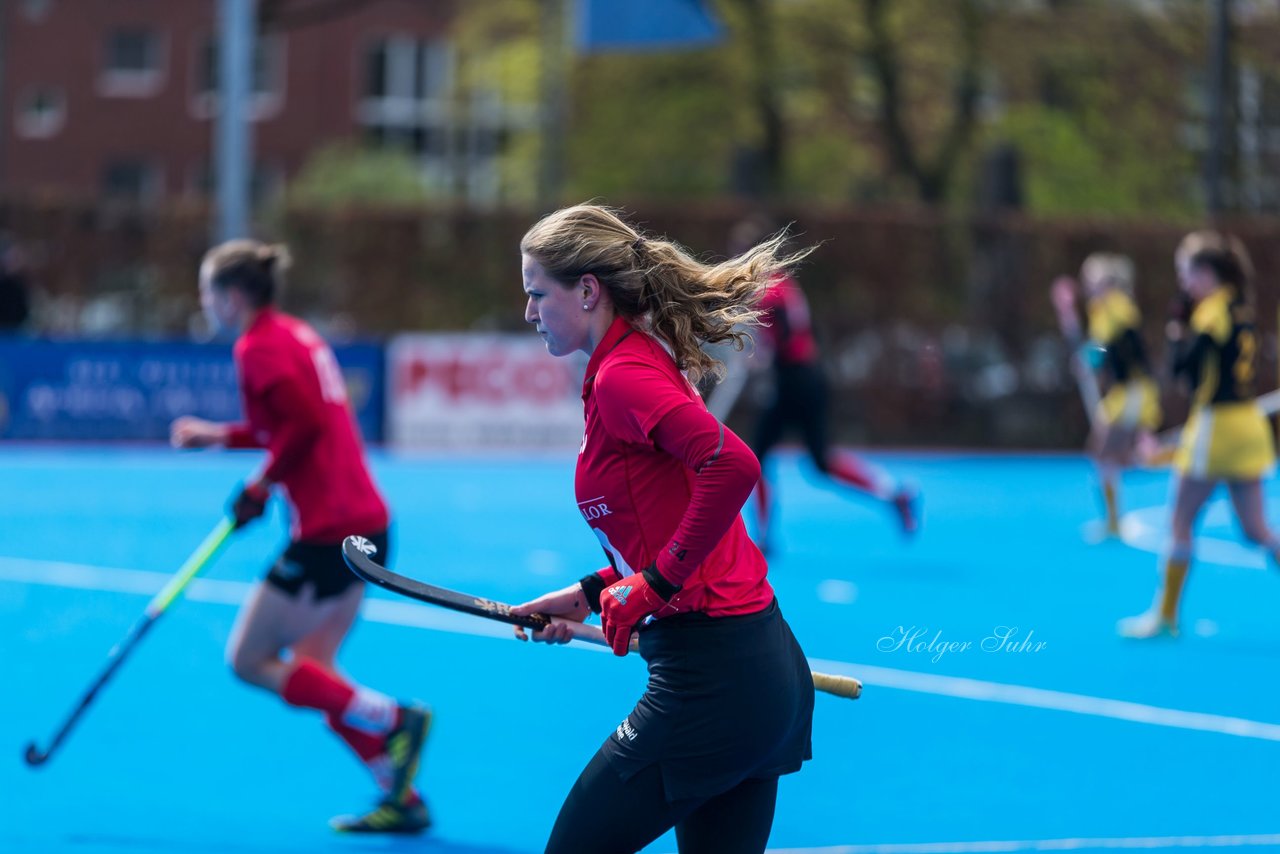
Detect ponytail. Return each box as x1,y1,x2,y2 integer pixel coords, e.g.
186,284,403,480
203,239,292,308
521,204,811,383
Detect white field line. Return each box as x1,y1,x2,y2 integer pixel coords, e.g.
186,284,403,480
5,558,1280,742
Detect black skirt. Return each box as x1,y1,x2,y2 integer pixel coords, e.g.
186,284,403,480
600,599,815,802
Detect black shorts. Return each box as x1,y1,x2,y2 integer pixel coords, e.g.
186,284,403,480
754,363,830,462
601,599,815,802
264,530,389,601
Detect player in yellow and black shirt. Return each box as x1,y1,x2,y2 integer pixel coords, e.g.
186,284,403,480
1118,242,1280,639
1051,254,1162,537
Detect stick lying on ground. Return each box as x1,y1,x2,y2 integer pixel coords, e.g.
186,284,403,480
342,536,862,701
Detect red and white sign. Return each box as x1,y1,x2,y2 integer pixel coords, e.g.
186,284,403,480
388,334,584,449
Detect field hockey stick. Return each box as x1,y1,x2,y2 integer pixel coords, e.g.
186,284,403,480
24,517,236,767
1260,388,1280,416
1050,278,1103,430
1069,347,1103,430
342,536,862,700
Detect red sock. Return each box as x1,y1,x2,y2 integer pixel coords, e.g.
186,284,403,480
283,660,393,765
281,659,355,716
327,714,386,762
828,452,888,499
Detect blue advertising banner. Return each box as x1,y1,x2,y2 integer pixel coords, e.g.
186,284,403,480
0,338,384,442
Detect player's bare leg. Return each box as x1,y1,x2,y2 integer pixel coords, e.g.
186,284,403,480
227,581,430,833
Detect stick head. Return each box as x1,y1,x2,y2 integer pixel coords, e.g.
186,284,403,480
347,535,378,558
24,742,49,767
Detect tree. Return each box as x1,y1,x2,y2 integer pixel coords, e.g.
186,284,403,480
860,0,982,204
286,143,430,209
456,0,1280,214
722,0,785,198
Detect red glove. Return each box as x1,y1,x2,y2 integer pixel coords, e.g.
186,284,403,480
599,565,680,656
229,480,271,529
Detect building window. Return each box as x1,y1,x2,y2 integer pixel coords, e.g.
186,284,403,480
102,160,162,205
189,161,284,205
357,35,536,203
359,36,452,146
16,88,66,138
364,36,449,103
99,28,166,97
191,34,285,121
358,37,455,181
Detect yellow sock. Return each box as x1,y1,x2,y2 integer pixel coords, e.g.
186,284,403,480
1158,557,1190,626
1102,482,1120,533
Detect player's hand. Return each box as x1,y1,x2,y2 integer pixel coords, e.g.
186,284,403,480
599,566,680,657
229,480,271,529
1050,275,1078,315
171,416,227,449
1135,431,1174,468
511,583,592,645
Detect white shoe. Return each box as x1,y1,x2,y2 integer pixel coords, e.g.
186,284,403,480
1116,610,1179,639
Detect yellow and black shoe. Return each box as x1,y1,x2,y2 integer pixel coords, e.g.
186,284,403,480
330,795,431,835
385,704,432,802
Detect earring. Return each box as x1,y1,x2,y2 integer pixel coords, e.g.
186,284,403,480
583,303,590,310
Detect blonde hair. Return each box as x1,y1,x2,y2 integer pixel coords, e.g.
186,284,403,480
1080,252,1135,295
521,204,811,383
203,239,292,308
1175,230,1254,281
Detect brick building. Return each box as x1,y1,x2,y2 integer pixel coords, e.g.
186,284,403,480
0,0,498,204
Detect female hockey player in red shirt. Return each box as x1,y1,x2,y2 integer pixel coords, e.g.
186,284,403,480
511,206,815,854
728,216,919,552
170,240,430,834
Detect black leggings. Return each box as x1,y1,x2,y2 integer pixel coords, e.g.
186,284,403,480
545,750,779,854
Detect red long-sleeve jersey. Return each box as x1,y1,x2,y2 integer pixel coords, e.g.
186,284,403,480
576,316,773,617
758,274,819,367
225,308,388,543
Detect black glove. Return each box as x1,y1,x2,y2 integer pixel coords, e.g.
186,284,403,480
229,480,271,529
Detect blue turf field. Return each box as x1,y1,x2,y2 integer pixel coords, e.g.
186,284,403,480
2,446,1279,853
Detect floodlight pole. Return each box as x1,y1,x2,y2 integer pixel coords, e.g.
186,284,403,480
216,0,256,241
1205,0,1232,215
537,0,570,208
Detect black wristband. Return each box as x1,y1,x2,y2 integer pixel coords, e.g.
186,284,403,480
641,563,681,601
578,572,607,614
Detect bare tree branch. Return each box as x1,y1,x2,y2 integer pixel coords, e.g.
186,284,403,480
861,0,983,202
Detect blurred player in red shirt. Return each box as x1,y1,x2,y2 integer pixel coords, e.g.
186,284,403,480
729,217,919,554
511,205,815,854
169,240,430,834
